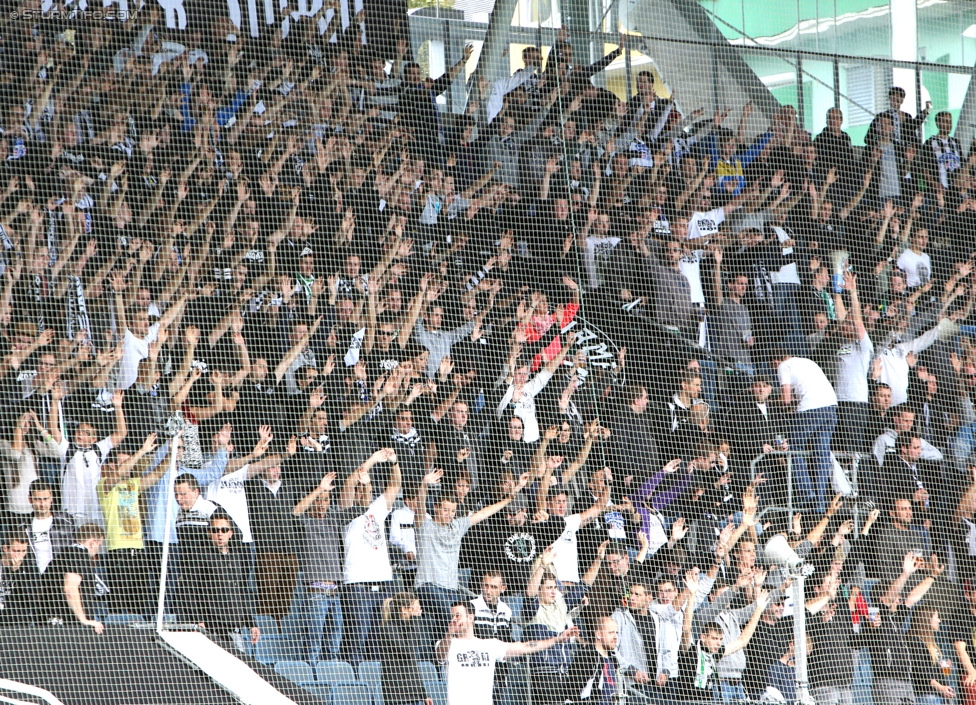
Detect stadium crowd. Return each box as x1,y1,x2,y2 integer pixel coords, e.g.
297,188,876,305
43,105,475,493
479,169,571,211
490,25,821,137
2,3,976,705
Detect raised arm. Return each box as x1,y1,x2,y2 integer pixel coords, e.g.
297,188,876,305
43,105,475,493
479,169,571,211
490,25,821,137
414,467,445,528
724,590,770,655
504,626,579,659
293,473,337,516
108,390,127,448
469,472,530,526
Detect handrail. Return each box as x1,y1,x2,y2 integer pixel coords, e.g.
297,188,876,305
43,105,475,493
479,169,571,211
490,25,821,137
748,450,864,529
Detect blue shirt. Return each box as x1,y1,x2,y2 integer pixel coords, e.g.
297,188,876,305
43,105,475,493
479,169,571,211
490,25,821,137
143,442,229,543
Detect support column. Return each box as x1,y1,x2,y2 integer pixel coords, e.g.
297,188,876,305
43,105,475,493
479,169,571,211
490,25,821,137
890,0,918,109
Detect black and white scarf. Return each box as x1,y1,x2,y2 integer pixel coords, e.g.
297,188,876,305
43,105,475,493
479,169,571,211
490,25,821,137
65,275,94,350
392,427,422,450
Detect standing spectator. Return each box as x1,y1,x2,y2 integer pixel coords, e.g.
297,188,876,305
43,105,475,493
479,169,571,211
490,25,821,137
471,571,515,704
18,480,74,573
292,472,344,664
1,410,60,520
0,533,38,624
949,580,976,704
672,591,770,703
335,448,401,666
414,467,530,656
833,272,874,452
245,444,303,629
772,349,838,512
437,601,577,705
38,523,106,633
858,551,941,705
907,606,956,705
97,433,165,615
189,511,260,652
496,332,577,444
613,574,683,695
51,389,127,527
378,591,431,705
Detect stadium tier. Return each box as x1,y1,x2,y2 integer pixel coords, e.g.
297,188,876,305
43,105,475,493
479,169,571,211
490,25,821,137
1,0,976,704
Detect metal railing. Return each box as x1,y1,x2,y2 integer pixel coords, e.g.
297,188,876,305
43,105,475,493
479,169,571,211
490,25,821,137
749,449,866,530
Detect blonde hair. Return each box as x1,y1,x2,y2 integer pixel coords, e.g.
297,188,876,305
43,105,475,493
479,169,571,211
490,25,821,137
381,591,419,624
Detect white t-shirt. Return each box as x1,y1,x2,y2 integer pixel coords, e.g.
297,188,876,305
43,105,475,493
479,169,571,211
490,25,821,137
550,514,583,583
58,436,113,526
680,207,726,304
497,369,553,444
390,505,417,556
583,235,621,290
834,335,874,403
896,249,932,288
777,357,837,412
118,322,160,390
343,495,393,584
206,467,252,543
31,516,54,572
770,226,801,285
445,636,509,705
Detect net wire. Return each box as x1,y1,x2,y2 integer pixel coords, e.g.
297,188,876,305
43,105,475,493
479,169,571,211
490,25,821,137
0,1,974,705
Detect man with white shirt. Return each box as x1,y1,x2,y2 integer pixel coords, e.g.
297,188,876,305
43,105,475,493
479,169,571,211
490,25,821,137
833,272,874,452
672,189,746,346
875,317,944,406
110,269,187,390
437,600,577,705
896,229,933,289
335,448,401,667
772,349,838,513
534,480,610,585
486,47,542,124
873,406,943,467
18,480,74,573
51,389,127,527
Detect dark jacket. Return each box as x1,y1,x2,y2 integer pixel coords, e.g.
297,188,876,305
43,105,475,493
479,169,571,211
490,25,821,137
19,512,75,572
378,618,428,704
191,545,255,634
245,474,300,555
564,644,625,704
808,605,856,689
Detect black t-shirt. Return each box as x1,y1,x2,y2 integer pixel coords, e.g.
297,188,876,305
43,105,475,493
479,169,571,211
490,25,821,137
742,619,792,697
362,348,406,381
674,644,726,702
946,608,976,650
463,514,568,592
0,560,39,624
40,544,101,622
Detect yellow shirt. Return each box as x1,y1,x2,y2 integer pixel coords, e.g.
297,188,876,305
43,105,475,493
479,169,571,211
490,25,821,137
98,476,143,550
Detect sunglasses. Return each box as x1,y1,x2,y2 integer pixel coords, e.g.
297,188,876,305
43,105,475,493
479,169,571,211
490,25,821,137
210,527,232,535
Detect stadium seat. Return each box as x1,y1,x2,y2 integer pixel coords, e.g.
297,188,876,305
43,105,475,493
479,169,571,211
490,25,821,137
302,684,333,703
253,635,286,665
103,613,149,626
316,660,358,685
274,660,315,686
254,614,281,637
357,661,383,704
418,660,441,683
330,683,374,705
